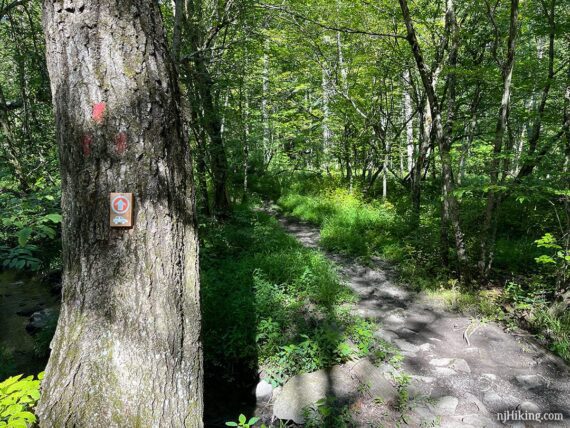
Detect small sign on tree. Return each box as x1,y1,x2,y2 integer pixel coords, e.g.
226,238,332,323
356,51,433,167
109,193,133,228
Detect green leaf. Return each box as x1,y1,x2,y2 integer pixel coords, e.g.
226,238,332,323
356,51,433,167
239,414,246,424
225,423,238,427
43,213,62,223
16,228,32,247
247,417,260,425
14,411,36,422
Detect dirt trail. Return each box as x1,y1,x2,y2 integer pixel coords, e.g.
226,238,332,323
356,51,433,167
272,209,570,427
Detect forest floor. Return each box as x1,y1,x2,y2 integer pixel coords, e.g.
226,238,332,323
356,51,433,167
266,203,570,427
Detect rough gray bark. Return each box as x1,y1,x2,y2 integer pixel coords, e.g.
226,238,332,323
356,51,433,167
39,1,203,426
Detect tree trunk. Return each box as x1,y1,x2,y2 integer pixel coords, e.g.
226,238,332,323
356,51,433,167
403,69,414,173
321,58,332,166
400,0,470,279
183,0,230,218
262,41,271,168
458,84,482,185
479,0,519,277
39,2,202,426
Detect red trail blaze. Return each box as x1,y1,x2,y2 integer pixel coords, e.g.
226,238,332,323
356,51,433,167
114,132,127,154
92,102,106,124
81,134,93,156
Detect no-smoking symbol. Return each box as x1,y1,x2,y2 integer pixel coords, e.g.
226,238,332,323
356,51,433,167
111,195,130,215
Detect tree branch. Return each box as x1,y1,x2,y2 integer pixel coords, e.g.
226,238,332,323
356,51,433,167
259,3,406,39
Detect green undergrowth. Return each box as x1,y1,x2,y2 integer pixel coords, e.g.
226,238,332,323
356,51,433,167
200,203,396,386
274,175,570,364
278,188,442,287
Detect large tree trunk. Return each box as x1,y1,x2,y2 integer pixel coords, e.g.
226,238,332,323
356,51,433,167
39,2,203,426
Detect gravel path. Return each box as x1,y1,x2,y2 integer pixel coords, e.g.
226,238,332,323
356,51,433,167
272,208,570,427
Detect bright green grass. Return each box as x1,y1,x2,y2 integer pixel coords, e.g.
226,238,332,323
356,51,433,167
200,204,395,386
275,179,570,364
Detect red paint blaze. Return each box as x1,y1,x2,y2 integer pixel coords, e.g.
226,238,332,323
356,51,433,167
114,132,127,154
81,134,93,156
92,102,106,124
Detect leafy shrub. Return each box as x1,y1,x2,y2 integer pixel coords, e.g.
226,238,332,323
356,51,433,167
225,414,261,427
0,348,15,381
200,205,387,387
0,179,61,271
0,372,43,427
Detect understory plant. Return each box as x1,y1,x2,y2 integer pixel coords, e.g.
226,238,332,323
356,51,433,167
200,204,392,387
0,372,43,427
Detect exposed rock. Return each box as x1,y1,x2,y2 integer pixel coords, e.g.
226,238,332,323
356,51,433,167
481,373,496,381
429,396,458,416
429,358,471,373
517,401,540,413
412,375,436,384
273,359,398,424
255,380,273,402
384,313,406,324
434,367,457,376
446,414,501,428
515,374,547,390
462,392,488,415
272,366,353,423
394,338,419,354
350,359,398,401
16,304,44,317
482,391,503,408
374,329,397,342
26,308,58,334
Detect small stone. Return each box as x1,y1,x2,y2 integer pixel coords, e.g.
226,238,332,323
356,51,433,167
255,380,273,402
429,358,451,367
429,396,458,416
459,414,500,427
483,391,503,407
374,329,397,342
384,313,406,324
398,327,418,336
515,374,546,390
429,358,470,373
26,308,58,334
517,401,540,413
412,375,436,384
434,367,457,376
419,343,433,352
394,338,419,354
481,373,496,381
451,359,471,373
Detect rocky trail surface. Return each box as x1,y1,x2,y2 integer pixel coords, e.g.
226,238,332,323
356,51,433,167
257,207,570,427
